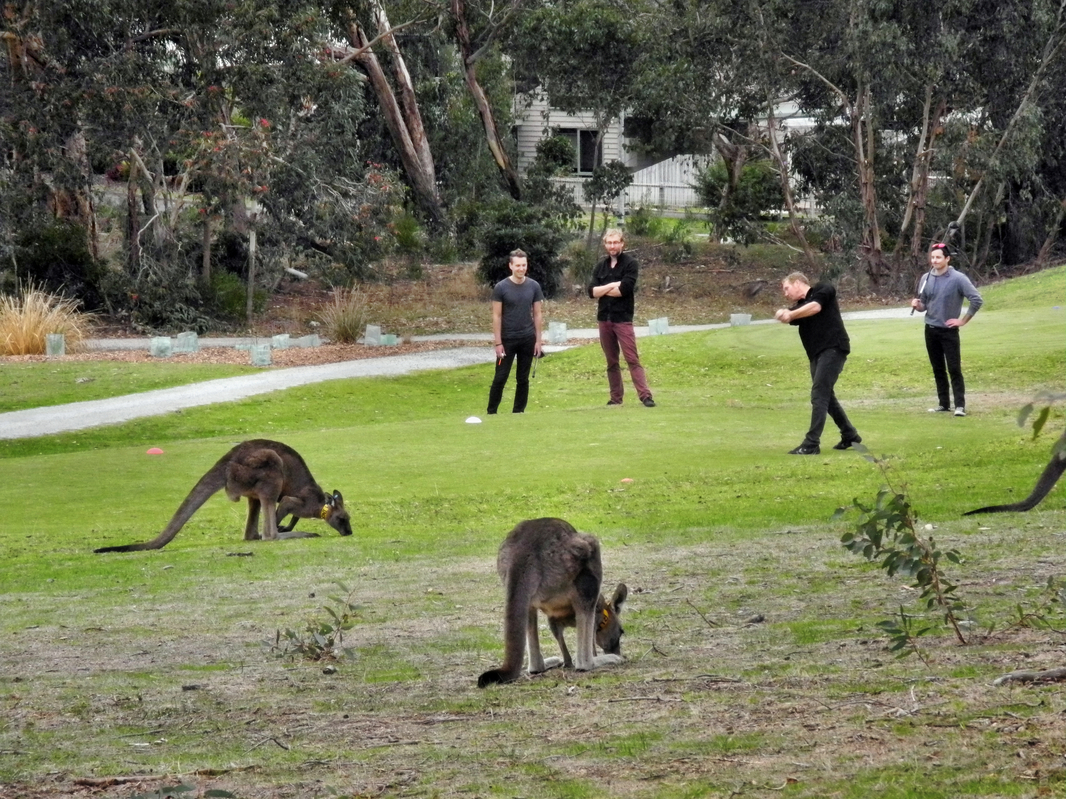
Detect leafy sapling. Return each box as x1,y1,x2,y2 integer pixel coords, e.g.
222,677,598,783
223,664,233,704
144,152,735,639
834,446,970,659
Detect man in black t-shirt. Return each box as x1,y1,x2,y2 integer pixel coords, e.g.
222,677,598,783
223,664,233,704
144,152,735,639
774,272,861,455
487,249,543,414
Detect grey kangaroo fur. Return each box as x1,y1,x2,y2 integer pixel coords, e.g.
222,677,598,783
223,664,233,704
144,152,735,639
478,518,626,688
964,444,1065,515
94,439,352,553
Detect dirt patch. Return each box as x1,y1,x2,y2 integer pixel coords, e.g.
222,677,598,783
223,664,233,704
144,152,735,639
2,527,1064,799
86,253,909,346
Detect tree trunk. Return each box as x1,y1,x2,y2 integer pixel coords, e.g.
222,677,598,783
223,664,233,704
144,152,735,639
369,0,434,182
344,20,446,230
586,201,598,249
711,132,748,244
763,105,819,270
128,145,157,234
853,82,886,288
1036,196,1066,265
246,206,258,326
450,0,522,199
585,128,608,248
779,51,888,287
48,131,99,259
896,88,947,262
126,157,141,273
973,181,1006,276
201,214,213,285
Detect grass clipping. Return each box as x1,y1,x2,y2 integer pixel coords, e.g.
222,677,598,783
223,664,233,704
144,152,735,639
0,285,91,356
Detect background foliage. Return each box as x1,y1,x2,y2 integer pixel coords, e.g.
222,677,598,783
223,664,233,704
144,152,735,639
1,0,1064,329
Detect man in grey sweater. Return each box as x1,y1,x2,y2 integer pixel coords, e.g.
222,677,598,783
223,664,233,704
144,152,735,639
910,243,983,417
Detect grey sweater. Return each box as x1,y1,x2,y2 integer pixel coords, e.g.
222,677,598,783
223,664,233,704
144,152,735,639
918,267,983,328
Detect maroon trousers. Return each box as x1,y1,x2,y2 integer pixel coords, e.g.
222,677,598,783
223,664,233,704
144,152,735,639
598,321,652,403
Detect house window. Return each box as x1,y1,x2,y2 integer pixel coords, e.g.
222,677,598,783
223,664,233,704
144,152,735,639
557,128,601,174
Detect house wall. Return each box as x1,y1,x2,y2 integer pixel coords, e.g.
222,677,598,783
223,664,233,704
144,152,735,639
513,92,632,171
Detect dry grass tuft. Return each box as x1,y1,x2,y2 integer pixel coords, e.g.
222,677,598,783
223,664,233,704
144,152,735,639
318,286,369,344
0,285,91,355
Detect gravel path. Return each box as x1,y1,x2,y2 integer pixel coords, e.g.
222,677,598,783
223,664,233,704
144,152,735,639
0,308,915,440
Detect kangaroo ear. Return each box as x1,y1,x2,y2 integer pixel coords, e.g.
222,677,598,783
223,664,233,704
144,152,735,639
332,490,344,506
611,583,628,612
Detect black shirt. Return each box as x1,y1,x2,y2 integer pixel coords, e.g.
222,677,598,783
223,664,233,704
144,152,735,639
790,282,851,358
586,251,639,323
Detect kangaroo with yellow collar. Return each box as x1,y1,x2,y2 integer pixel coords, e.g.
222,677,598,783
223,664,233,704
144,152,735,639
95,440,352,552
478,518,627,687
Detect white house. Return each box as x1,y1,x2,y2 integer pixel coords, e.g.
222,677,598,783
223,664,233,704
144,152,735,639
513,92,815,213
513,91,709,211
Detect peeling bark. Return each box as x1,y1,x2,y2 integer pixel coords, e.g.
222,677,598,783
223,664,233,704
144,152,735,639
343,15,446,229
451,0,522,199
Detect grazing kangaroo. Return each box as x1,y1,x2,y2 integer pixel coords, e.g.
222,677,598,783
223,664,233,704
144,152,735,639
478,518,627,688
94,440,352,553
964,444,1065,515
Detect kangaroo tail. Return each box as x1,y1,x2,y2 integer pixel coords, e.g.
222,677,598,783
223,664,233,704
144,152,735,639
94,459,229,552
478,565,537,688
964,452,1066,515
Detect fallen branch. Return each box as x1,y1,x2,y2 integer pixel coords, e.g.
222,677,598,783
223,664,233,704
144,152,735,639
649,674,742,684
74,776,150,787
992,667,1066,686
685,599,720,627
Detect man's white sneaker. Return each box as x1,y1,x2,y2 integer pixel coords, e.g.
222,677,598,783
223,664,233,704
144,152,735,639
928,406,950,413
954,407,966,417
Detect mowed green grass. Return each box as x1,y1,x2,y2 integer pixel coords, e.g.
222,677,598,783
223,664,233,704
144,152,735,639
1,267,1061,572
0,360,254,413
0,266,1062,797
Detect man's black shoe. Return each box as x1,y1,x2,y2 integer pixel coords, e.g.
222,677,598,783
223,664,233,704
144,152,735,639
606,400,622,406
642,397,656,407
788,444,820,455
832,435,862,450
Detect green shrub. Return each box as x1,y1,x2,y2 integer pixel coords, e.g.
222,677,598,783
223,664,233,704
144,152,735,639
13,220,105,310
661,218,695,263
695,160,785,245
391,211,425,253
208,271,248,322
476,198,569,298
266,583,362,662
564,240,599,286
626,206,670,238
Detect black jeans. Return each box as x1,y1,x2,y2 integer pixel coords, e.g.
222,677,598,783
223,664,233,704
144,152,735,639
803,347,858,447
924,325,964,409
487,336,536,414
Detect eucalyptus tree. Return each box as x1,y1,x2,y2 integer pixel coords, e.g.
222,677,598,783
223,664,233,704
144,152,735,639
447,0,525,199
1,0,403,322
782,0,1066,281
